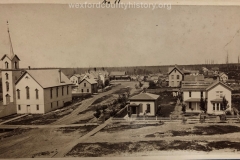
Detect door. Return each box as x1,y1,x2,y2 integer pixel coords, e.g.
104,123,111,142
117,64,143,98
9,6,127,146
6,94,10,105
132,106,136,114
27,105,31,113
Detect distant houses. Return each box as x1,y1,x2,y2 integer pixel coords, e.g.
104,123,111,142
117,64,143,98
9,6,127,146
70,74,83,86
78,78,98,94
109,71,130,81
168,65,184,87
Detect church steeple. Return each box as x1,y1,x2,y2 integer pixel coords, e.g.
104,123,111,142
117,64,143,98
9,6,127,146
7,21,15,58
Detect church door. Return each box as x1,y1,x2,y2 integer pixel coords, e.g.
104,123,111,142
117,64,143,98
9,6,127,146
6,94,10,105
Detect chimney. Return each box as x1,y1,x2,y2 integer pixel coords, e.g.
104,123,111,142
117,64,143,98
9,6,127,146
59,69,62,83
28,66,31,70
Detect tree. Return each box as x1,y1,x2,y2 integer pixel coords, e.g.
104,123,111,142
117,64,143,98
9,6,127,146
222,96,229,111
104,79,110,86
149,81,156,89
93,108,101,119
200,96,207,113
182,103,186,113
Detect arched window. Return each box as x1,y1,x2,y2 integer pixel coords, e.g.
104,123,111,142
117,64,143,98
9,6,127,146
5,62,9,69
14,61,18,69
17,89,20,99
26,86,30,99
35,89,39,99
5,73,9,80
6,82,9,91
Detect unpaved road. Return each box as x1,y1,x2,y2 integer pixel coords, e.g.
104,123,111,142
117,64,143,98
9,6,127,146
0,82,139,158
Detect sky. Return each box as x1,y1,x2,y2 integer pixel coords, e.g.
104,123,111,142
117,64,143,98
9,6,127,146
0,4,240,68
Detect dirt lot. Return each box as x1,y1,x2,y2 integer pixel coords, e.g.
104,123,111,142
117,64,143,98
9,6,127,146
66,140,240,157
0,125,97,158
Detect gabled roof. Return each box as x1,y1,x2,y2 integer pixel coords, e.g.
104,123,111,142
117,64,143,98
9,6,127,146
219,72,227,77
1,54,20,61
110,71,126,76
15,69,71,88
80,78,97,84
168,65,183,75
129,93,159,101
206,81,233,91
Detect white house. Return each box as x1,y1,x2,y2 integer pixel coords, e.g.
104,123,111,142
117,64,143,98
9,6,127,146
182,80,233,114
70,74,82,85
128,92,160,116
219,72,228,83
78,78,98,94
168,65,184,87
15,69,72,114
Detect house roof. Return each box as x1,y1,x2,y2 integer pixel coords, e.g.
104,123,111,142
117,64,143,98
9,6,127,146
1,54,20,61
184,75,204,81
168,65,184,75
110,71,126,76
16,69,71,88
80,78,97,84
219,72,227,77
181,81,214,91
206,81,233,91
71,74,82,78
129,93,159,101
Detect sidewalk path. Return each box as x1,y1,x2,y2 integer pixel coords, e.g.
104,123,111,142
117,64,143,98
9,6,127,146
0,114,28,125
53,117,113,157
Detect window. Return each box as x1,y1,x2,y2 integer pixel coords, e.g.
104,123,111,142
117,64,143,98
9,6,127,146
217,103,219,110
82,89,83,92
177,75,179,79
36,105,39,110
67,86,69,95
87,89,89,93
57,101,58,107
17,89,20,99
51,102,53,108
84,83,86,87
213,103,215,111
62,86,64,96
6,82,9,92
171,75,174,79
171,81,174,86
35,89,39,99
56,87,58,97
216,91,223,98
5,62,8,69
189,92,191,97
201,91,203,97
14,61,17,69
189,102,192,109
26,86,30,99
18,105,21,110
5,73,8,80
146,104,150,113
50,88,53,99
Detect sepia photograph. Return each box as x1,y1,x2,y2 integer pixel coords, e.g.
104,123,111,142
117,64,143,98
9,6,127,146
0,0,240,159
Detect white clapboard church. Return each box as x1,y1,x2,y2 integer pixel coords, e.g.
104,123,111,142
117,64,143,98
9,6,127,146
0,22,72,117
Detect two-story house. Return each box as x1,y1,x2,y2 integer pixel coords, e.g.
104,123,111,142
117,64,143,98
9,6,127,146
182,80,233,114
168,65,184,87
78,78,98,94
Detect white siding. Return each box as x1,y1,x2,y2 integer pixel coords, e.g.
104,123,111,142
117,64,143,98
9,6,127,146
183,91,206,101
15,73,44,114
168,69,183,87
207,84,232,114
129,101,155,116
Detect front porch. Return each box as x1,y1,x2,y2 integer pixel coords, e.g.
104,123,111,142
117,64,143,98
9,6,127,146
185,98,201,113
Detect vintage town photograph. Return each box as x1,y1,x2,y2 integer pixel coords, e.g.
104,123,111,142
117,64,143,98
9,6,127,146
0,0,240,159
